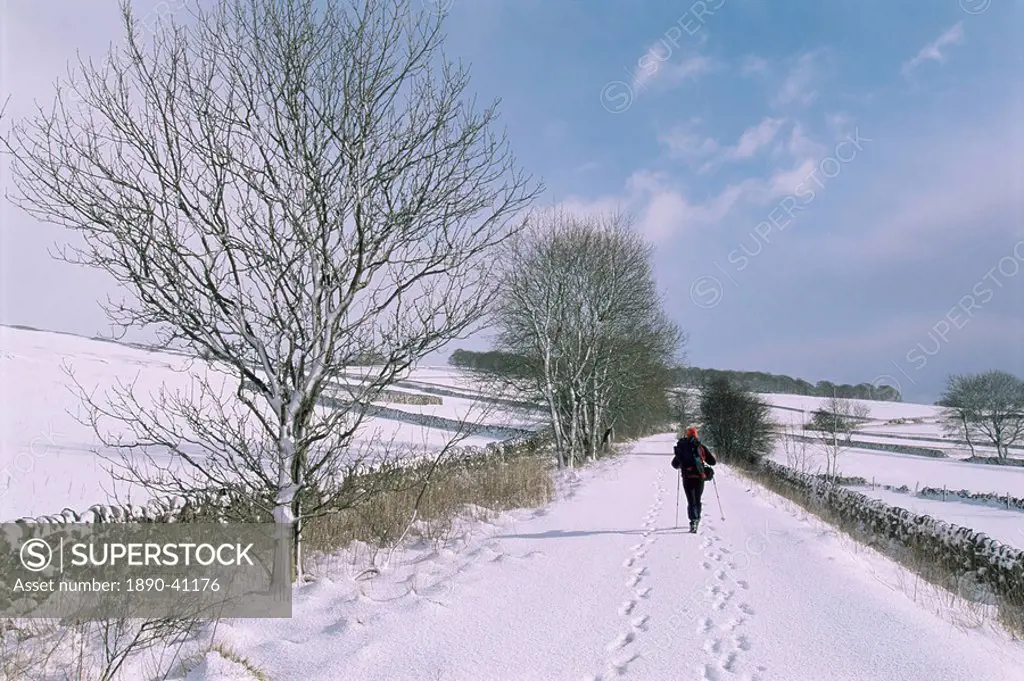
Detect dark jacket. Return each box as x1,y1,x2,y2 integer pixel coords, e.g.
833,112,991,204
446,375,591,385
671,436,716,480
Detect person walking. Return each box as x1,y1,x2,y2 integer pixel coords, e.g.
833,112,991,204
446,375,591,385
671,426,716,532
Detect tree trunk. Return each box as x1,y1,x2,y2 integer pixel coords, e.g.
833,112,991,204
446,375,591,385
961,412,976,457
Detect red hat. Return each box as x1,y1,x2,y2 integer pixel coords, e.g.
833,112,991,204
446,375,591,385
685,426,698,437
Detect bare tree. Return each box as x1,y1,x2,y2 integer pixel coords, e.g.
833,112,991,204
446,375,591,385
491,209,682,467
808,394,869,480
1,0,541,579
780,423,813,474
939,371,1024,459
669,387,699,431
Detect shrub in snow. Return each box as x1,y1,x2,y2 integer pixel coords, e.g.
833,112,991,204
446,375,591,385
15,429,556,527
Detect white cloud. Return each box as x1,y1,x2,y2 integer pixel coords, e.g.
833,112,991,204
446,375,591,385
741,55,769,76
551,154,828,247
784,122,826,159
678,118,788,172
659,119,719,160
825,112,855,139
632,45,713,92
804,106,1021,263
730,117,787,159
901,22,964,76
772,52,818,108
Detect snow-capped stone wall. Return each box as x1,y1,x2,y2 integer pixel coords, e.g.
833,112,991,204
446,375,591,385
755,459,1023,617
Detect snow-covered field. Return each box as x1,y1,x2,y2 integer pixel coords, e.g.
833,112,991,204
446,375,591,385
758,392,939,422
0,326,535,520
759,392,1024,536
5,327,1024,679
857,487,1024,551
177,436,1024,680
760,393,1024,494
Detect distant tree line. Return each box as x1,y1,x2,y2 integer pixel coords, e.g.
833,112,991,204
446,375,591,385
672,367,900,401
449,352,901,402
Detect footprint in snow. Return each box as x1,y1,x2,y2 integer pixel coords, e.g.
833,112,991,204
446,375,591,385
739,603,755,615
700,561,712,571
735,634,751,651
607,650,639,673
635,586,652,598
721,652,738,672
627,574,642,588
623,556,635,568
725,616,746,631
630,615,649,631
703,638,723,654
701,662,727,681
619,600,637,615
697,617,713,634
606,630,635,651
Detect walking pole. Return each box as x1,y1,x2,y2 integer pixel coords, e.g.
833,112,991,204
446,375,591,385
675,472,681,528
712,477,725,521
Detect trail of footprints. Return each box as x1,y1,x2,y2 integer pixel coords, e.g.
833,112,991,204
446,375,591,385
585,468,666,680
696,528,765,681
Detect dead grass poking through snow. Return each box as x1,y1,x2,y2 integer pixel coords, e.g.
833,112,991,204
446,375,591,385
303,455,555,559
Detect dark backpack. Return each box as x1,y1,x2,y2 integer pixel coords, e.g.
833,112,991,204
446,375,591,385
674,437,713,480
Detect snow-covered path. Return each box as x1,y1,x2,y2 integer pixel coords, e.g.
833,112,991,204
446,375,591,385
221,434,1024,681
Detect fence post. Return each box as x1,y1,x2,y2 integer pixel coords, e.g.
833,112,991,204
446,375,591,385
943,485,946,502
872,476,875,490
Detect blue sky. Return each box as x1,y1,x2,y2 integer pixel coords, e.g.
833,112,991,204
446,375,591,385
1,0,1021,403
433,0,1023,402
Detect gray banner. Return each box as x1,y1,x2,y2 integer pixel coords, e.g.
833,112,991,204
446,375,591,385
0,523,292,619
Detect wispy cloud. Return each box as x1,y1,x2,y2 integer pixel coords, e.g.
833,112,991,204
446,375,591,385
772,52,818,108
783,122,826,159
632,45,713,92
729,117,787,160
659,118,719,160
902,22,964,76
741,54,770,77
695,117,788,172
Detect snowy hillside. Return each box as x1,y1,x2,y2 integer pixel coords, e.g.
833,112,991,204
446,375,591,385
0,326,539,520
3,327,1024,680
